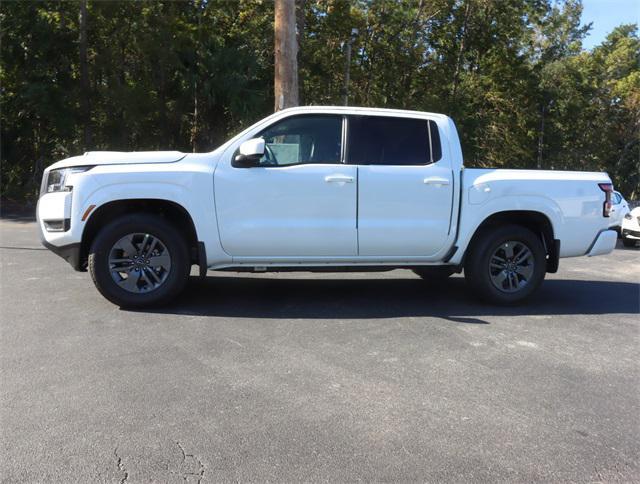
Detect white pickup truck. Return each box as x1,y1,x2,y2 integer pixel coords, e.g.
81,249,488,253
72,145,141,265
37,106,618,307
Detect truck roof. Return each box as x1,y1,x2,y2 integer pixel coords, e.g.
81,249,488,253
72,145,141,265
275,105,450,120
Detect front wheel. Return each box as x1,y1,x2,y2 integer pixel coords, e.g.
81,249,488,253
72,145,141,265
464,225,546,304
622,238,638,248
88,213,190,308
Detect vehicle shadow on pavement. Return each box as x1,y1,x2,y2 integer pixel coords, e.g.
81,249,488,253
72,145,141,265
0,204,36,221
139,275,640,322
0,215,36,223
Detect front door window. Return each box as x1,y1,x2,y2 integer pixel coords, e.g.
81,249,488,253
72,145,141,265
257,115,343,166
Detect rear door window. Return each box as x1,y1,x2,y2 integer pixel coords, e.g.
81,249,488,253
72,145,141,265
347,116,441,165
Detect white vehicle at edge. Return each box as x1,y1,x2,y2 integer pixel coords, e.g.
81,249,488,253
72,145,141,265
610,190,630,232
37,106,618,307
621,206,640,248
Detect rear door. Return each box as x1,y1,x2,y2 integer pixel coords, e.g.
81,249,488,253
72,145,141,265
349,115,454,256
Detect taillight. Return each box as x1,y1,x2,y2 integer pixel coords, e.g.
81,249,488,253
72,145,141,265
598,183,613,217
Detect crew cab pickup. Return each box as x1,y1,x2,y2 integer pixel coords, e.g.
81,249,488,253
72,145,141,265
37,106,618,307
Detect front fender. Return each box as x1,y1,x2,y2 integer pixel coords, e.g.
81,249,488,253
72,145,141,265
78,177,229,267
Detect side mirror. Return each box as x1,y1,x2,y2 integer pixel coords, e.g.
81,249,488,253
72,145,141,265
232,138,265,168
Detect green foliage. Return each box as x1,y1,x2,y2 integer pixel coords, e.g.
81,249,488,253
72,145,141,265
1,0,638,201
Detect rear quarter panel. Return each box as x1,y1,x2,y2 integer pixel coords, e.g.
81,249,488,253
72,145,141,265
450,169,612,264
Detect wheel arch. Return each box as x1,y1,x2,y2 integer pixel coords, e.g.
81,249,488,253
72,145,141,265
461,210,559,273
80,199,200,270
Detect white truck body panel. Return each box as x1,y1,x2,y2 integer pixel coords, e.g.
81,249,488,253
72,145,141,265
357,163,454,257
451,168,612,263
214,163,358,257
47,151,186,169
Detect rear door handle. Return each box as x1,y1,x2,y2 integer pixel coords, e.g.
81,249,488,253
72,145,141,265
325,175,354,183
423,177,450,186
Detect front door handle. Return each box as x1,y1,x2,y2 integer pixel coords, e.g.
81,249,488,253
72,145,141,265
325,175,354,183
423,177,450,186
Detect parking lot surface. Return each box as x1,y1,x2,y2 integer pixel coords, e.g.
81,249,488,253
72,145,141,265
1,217,639,482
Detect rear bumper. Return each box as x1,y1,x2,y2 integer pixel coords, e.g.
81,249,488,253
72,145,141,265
622,228,640,240
587,229,617,257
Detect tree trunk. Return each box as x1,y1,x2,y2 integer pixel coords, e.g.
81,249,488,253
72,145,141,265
296,0,305,105
451,0,471,102
191,1,203,152
79,0,91,149
274,0,299,111
343,38,352,106
537,104,545,169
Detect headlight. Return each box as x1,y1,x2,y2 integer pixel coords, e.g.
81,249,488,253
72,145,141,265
42,166,93,196
625,213,633,220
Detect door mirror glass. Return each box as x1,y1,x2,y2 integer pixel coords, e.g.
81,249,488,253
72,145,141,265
233,138,265,168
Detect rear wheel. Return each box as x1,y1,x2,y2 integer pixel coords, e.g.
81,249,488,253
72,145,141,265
88,213,190,308
464,225,546,304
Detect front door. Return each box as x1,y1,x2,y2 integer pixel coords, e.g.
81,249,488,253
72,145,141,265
349,115,454,257
214,114,357,257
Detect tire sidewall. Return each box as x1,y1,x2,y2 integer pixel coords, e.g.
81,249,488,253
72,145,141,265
466,225,546,304
89,214,190,307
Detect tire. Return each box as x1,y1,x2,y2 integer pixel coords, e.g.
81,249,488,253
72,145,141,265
464,224,546,304
88,213,190,308
413,266,456,281
622,238,638,248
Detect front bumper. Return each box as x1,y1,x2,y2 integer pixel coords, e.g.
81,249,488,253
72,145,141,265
42,240,83,270
36,216,84,270
37,192,86,271
587,229,617,257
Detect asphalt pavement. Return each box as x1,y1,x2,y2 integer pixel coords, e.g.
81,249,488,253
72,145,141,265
1,216,639,482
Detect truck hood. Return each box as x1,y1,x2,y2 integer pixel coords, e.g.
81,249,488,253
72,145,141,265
47,151,187,170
